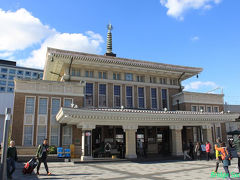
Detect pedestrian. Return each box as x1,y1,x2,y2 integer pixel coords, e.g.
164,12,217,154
137,139,144,159
7,140,18,179
215,142,232,180
214,138,222,173
195,142,201,160
183,142,191,160
233,135,240,173
189,141,194,160
206,141,212,161
36,138,51,175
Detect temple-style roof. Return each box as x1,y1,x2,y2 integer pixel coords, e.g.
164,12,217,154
44,47,203,81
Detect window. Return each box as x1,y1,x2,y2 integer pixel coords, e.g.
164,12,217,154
191,106,197,112
199,106,205,112
216,127,221,139
213,106,219,113
99,84,107,107
160,78,167,84
8,75,14,80
150,77,156,83
64,98,73,108
38,98,48,115
170,79,177,85
126,86,133,108
71,68,80,76
37,125,47,145
207,106,212,112
113,73,121,80
39,73,43,79
62,126,72,146
7,87,14,92
25,71,31,76
32,72,38,77
85,83,93,107
85,70,94,77
25,97,35,114
162,89,168,109
138,87,145,108
51,98,60,146
0,80,6,86
17,70,23,75
151,88,157,109
0,87,5,92
125,73,133,81
8,81,14,87
136,75,145,82
98,71,107,79
0,74,7,79
1,68,7,73
23,125,33,146
9,69,16,74
114,85,121,107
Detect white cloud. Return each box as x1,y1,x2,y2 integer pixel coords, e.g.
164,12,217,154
160,0,222,20
0,8,104,68
191,36,200,41
184,81,218,91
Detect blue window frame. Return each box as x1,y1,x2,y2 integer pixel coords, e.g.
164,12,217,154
0,87,5,92
7,87,14,92
114,85,121,107
138,87,144,109
0,80,6,86
25,71,31,76
162,89,168,109
8,75,15,80
17,70,23,75
9,69,16,74
151,88,157,109
126,86,133,108
8,81,14,87
1,68,8,73
0,74,7,79
85,83,93,106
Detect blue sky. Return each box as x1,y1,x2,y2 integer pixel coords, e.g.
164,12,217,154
0,0,239,104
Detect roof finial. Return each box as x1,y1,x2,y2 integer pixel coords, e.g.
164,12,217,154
105,23,116,57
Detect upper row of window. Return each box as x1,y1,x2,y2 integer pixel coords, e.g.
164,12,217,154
0,68,43,77
71,68,178,85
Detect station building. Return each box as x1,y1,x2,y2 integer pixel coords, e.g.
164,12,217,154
11,25,239,160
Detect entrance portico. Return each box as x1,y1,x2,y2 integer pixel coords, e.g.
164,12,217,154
56,108,239,160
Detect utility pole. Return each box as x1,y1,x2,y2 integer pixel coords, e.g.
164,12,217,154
0,108,11,180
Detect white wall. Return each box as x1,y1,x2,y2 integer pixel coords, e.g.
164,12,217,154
0,93,14,114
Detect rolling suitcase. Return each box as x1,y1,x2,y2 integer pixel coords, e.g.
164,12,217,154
22,157,38,174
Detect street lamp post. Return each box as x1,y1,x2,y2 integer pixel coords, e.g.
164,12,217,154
0,108,11,180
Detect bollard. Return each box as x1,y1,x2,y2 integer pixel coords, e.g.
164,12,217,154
0,108,11,180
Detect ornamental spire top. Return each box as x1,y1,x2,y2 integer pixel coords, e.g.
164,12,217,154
105,23,116,57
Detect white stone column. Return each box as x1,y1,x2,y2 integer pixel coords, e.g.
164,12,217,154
123,124,138,159
202,124,213,145
170,125,183,156
79,123,96,161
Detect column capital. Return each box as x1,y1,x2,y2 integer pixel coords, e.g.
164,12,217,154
123,124,138,131
77,123,96,130
169,125,183,130
202,124,212,129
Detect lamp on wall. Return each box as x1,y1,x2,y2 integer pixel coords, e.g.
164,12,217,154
121,105,124,110
164,108,167,112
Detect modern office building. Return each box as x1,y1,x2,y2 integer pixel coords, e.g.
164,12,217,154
11,25,240,160
0,60,43,144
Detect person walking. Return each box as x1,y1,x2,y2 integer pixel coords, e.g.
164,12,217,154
195,142,201,160
183,142,191,160
7,140,18,179
36,138,51,175
214,138,222,173
215,142,232,180
137,139,144,159
206,141,212,161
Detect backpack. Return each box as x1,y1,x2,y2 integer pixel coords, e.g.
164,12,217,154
223,148,232,160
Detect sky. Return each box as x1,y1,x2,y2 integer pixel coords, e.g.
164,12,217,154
0,0,239,104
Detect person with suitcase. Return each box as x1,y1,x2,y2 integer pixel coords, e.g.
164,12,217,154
7,140,18,179
36,138,51,175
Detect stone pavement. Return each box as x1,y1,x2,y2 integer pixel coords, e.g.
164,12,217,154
11,158,240,180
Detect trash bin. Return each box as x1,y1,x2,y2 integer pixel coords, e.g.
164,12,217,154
57,147,64,158
64,148,71,158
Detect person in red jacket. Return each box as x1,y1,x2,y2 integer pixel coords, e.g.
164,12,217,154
206,141,213,161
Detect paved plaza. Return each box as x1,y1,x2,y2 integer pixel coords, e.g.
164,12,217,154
11,158,240,180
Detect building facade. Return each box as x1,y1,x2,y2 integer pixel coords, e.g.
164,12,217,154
0,59,43,144
11,26,240,160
